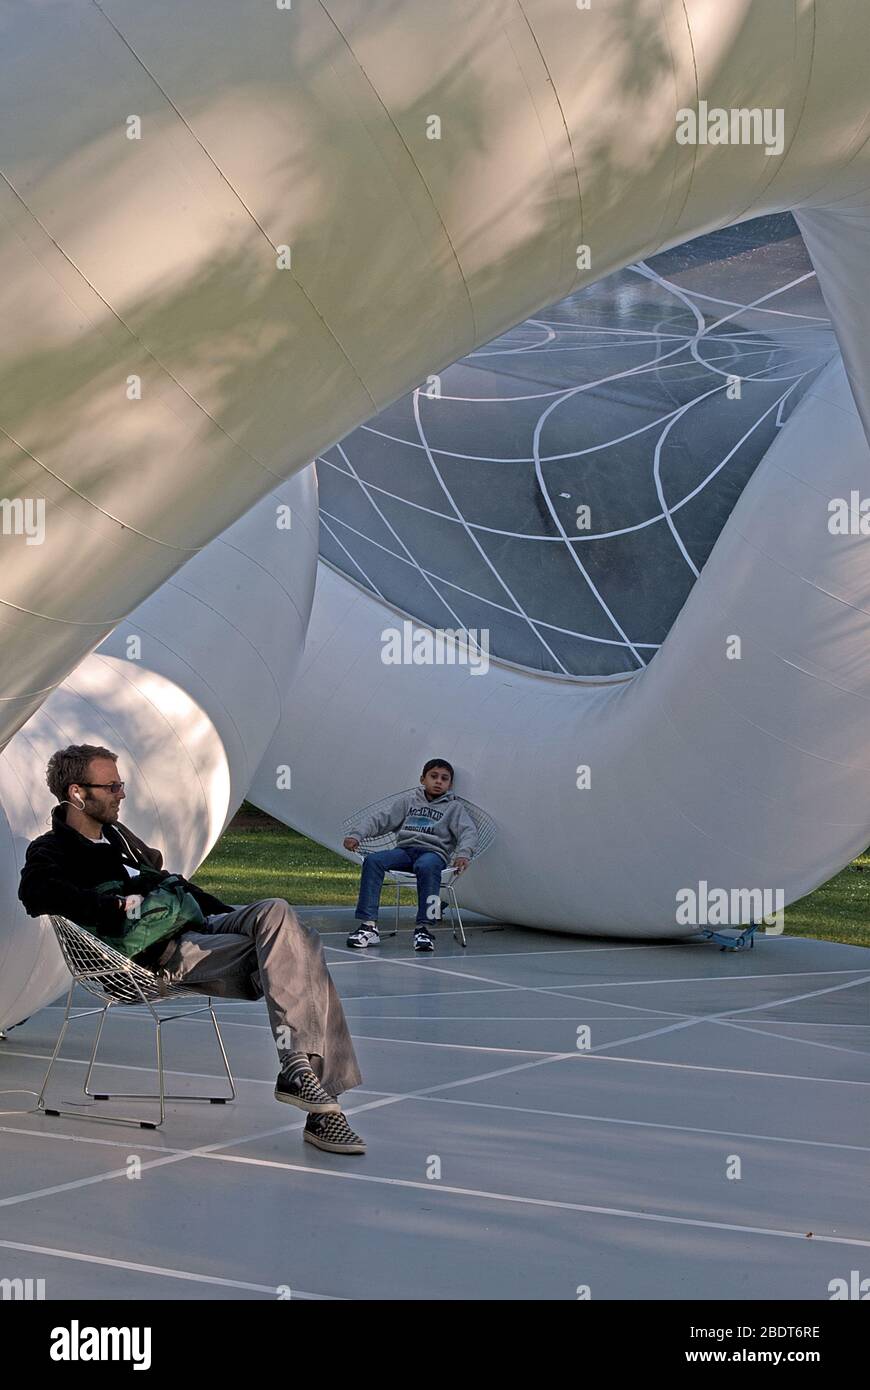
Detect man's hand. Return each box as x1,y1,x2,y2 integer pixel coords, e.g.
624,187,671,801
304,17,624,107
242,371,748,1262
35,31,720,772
452,857,470,874
343,836,361,852
123,894,144,919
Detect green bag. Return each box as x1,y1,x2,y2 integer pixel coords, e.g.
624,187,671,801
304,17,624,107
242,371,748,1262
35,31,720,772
90,867,206,959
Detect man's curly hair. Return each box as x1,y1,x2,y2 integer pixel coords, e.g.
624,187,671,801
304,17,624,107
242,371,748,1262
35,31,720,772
46,745,119,803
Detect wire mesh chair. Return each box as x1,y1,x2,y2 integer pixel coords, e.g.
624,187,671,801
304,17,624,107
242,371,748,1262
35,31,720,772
37,915,235,1130
343,793,497,947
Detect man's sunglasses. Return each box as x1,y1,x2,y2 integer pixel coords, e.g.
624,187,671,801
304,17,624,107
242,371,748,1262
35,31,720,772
78,782,126,793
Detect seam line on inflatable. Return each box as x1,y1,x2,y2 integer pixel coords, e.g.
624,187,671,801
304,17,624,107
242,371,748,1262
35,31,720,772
213,541,311,630
0,596,121,628
0,684,60,704
319,517,387,603
89,0,378,412
0,172,294,504
157,585,286,711
720,526,870,637
512,0,584,298
317,521,658,652
316,558,636,687
665,1,700,237
412,388,575,674
316,0,479,345
0,407,201,552
730,2,815,225
643,0,689,258
332,438,476,640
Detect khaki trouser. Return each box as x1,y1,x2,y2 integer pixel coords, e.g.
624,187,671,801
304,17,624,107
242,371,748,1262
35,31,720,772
154,898,362,1098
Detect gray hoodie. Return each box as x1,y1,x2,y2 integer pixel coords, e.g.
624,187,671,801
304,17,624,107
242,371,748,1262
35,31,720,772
348,787,479,864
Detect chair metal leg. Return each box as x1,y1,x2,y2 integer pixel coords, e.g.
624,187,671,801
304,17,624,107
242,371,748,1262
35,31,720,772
90,1001,235,1105
208,1005,237,1101
36,977,77,1114
156,1016,166,1127
82,1001,110,1095
39,982,235,1131
447,883,467,947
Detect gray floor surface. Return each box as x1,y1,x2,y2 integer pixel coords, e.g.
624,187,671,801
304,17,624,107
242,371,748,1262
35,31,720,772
1,910,868,1301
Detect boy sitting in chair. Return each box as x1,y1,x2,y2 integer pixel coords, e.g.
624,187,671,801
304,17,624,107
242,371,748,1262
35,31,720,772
343,759,478,953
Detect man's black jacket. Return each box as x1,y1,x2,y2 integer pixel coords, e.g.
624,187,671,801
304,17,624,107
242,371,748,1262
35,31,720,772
18,805,233,966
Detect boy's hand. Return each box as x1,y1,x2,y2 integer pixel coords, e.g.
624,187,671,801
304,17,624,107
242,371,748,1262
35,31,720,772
343,836,361,852
452,857,470,874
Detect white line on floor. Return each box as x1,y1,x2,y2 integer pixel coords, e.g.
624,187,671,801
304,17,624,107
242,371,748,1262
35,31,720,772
339,1034,554,1056
7,1033,867,1089
149,1005,870,1065
323,941,693,958
4,1081,867,1158
490,969,870,990
344,1014,693,1022
554,1051,870,1086
0,1238,338,1299
407,1094,870,1153
175,1150,870,1250
351,972,870,1084
2,976,866,1221
710,1017,870,1061
331,952,750,1019
322,942,869,1019
345,1016,870,1026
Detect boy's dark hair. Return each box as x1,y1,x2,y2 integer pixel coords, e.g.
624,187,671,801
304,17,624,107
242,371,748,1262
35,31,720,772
46,744,119,802
422,758,454,782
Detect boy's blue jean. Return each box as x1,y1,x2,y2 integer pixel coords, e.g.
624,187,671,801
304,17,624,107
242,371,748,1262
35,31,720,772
355,846,447,926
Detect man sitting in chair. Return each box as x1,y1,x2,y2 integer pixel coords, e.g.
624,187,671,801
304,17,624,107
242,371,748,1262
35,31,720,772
18,744,366,1155
343,758,479,953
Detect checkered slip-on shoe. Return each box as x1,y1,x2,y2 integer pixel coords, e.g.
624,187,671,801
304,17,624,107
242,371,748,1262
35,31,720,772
275,1065,340,1114
303,1111,367,1155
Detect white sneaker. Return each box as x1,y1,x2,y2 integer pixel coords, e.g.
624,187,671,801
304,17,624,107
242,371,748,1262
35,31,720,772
347,924,380,949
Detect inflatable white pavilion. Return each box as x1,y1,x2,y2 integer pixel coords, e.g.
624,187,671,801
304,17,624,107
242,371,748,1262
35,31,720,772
3,0,870,1028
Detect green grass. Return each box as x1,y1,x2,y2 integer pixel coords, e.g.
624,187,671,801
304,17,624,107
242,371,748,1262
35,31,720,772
780,850,870,948
196,809,419,909
194,805,870,948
